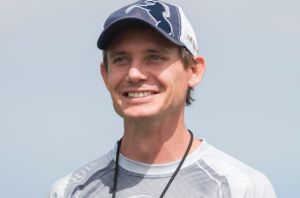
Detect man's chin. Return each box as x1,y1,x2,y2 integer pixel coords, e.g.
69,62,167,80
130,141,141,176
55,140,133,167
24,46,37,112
120,109,161,121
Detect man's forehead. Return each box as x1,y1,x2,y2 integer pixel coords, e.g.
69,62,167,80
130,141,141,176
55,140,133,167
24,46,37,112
107,47,171,57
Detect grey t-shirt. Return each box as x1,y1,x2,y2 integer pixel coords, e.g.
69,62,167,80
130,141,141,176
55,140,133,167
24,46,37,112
48,139,276,198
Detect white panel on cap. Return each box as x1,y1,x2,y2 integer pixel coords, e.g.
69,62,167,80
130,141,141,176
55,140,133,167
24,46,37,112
178,7,199,56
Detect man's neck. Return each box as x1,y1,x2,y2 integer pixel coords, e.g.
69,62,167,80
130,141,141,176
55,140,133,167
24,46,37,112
120,114,201,164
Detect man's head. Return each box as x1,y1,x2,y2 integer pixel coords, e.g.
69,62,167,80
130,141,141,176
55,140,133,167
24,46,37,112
98,0,205,119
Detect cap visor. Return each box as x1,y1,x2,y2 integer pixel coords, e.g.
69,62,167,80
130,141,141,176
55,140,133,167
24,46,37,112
97,17,184,50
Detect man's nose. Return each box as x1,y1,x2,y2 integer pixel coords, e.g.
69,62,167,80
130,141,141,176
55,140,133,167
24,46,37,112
127,64,147,83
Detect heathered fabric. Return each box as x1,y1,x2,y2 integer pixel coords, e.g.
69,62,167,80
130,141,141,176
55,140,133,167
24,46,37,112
48,139,276,198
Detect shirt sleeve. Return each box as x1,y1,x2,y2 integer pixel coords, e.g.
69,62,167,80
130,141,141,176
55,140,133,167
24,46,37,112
244,172,277,198
47,174,72,198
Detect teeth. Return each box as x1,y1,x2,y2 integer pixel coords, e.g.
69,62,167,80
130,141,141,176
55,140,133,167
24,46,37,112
128,91,153,98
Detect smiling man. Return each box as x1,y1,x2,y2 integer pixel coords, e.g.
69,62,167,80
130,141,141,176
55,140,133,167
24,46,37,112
48,1,277,198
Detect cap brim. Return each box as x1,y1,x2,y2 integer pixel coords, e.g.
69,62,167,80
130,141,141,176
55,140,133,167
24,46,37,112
97,17,184,50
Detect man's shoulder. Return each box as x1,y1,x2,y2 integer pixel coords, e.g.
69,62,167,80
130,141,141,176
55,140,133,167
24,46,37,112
202,142,277,198
47,174,73,198
47,149,115,198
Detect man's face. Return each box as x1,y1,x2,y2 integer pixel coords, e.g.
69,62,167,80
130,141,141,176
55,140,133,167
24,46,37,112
101,28,194,120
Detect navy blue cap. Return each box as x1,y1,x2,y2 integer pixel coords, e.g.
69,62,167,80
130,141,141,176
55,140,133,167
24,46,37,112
97,0,199,55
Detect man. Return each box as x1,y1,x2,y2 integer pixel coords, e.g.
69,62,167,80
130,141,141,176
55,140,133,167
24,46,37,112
48,0,277,197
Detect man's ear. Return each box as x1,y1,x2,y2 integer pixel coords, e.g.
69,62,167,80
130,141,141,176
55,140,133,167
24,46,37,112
188,56,206,88
100,63,109,89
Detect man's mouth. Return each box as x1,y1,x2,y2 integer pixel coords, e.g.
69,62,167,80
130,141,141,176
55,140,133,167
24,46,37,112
124,91,157,98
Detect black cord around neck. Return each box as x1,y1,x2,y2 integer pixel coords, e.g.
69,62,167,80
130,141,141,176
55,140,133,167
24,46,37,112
111,130,194,198
111,138,122,198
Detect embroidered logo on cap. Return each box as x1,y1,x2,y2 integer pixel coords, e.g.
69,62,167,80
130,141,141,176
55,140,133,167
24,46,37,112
125,0,174,36
186,34,198,52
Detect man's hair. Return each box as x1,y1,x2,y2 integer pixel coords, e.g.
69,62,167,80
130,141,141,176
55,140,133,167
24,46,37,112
102,47,197,106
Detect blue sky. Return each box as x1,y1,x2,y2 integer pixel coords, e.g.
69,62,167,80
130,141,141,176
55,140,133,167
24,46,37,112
0,0,299,197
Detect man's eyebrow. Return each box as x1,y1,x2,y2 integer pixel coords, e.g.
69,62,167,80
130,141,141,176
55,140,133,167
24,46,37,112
108,51,127,57
146,47,170,54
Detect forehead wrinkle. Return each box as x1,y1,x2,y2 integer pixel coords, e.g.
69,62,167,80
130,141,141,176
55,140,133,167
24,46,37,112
108,46,172,58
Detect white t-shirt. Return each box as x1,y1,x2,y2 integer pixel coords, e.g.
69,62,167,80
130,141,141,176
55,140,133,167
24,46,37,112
48,139,277,198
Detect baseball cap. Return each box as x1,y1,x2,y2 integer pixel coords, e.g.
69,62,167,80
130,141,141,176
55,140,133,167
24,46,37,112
97,0,199,56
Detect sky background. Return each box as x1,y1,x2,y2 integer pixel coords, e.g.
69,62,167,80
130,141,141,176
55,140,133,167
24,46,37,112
0,0,299,197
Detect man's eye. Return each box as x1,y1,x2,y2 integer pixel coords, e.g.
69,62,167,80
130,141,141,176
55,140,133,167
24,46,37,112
112,57,128,64
149,55,164,62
